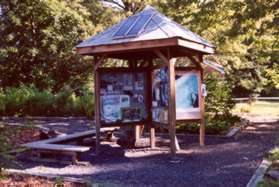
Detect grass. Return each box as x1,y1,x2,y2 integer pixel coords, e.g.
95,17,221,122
233,101,279,116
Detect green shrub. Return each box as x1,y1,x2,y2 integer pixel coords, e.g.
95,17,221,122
0,89,6,116
4,86,35,116
0,123,17,174
177,113,240,135
205,73,235,115
0,85,94,117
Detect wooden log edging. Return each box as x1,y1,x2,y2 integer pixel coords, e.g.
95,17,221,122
4,169,90,185
246,159,271,187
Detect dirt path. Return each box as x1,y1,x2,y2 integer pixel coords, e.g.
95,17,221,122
3,117,279,187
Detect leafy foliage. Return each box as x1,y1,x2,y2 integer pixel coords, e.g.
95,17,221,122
0,123,13,174
158,0,279,96
177,114,240,135
205,73,234,115
0,0,115,92
0,85,94,117
0,0,278,119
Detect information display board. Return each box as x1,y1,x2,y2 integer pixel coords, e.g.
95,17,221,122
152,68,201,123
175,70,201,120
152,67,169,124
99,70,147,124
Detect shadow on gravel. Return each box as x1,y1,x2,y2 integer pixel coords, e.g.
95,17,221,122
4,117,279,186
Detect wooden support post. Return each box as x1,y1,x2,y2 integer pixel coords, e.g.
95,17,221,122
134,125,141,143
93,55,105,155
150,127,155,148
94,70,101,154
199,55,205,146
175,135,180,151
147,58,155,149
153,49,178,154
168,57,177,155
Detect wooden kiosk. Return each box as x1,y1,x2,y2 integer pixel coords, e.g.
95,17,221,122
76,6,215,155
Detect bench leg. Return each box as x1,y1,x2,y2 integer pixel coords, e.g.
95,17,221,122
72,153,81,164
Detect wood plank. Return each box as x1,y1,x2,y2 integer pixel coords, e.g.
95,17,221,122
153,49,169,66
97,67,149,73
150,127,155,149
94,55,107,72
25,144,90,152
168,57,178,155
174,135,180,151
23,130,97,146
94,58,103,155
76,38,179,55
147,59,155,148
154,49,178,154
76,37,214,56
199,55,205,146
178,38,215,54
187,55,202,69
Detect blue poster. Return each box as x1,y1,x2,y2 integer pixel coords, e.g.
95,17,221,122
175,71,200,120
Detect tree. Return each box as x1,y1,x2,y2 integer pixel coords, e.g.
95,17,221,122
158,0,279,96
0,0,116,92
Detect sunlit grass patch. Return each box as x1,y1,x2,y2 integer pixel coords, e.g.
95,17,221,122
233,101,279,116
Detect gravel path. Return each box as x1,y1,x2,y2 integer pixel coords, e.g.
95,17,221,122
3,116,279,187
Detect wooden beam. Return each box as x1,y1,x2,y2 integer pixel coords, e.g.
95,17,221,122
139,60,149,67
76,38,179,55
134,125,141,144
164,49,178,155
94,55,106,72
198,55,205,146
153,49,169,66
174,136,180,151
76,37,214,56
93,56,106,155
177,38,215,54
150,127,155,148
188,55,202,69
147,58,155,148
154,49,178,154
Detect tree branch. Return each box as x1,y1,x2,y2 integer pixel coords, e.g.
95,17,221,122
103,0,125,10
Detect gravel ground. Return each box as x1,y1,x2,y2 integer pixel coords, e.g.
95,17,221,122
2,116,279,187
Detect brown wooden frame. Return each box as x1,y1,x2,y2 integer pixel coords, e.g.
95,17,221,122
89,46,207,156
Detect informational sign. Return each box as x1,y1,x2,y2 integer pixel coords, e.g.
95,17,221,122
152,67,169,124
152,68,201,122
175,70,201,120
100,71,147,123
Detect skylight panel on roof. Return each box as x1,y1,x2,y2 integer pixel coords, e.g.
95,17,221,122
126,14,153,36
113,14,153,39
114,16,139,37
144,19,157,32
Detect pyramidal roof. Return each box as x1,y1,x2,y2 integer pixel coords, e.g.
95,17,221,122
76,6,214,51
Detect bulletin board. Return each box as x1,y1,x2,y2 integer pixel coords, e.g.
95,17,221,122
152,67,202,124
98,68,148,125
152,67,169,124
175,69,201,120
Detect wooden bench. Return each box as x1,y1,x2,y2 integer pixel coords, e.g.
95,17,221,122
22,128,117,164
25,143,91,164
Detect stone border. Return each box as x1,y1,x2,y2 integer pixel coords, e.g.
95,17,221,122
246,159,271,187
